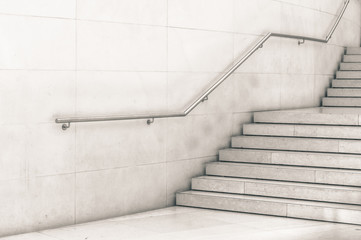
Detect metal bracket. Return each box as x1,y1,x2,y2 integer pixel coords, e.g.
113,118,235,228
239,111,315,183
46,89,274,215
201,96,209,102
147,118,154,125
259,44,263,49
298,39,305,45
62,122,71,131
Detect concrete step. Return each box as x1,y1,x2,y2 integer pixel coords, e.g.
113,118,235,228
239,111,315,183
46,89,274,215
344,55,361,62
176,191,361,225
346,47,361,55
243,123,361,139
231,135,361,154
206,162,361,186
327,88,361,97
323,97,361,107
192,176,361,205
254,107,361,125
336,71,361,79
340,63,361,70
219,148,361,170
332,79,361,88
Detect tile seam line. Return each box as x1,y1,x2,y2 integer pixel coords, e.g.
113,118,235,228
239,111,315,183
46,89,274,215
0,12,357,40
74,0,78,226
0,69,338,76
75,18,259,36
36,231,63,240
272,0,344,15
63,156,217,175
0,7,357,28
0,157,219,182
0,172,75,182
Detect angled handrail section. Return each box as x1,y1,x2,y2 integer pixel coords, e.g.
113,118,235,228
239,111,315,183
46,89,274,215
56,0,350,130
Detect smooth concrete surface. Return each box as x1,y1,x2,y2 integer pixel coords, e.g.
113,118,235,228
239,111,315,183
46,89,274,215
206,162,361,186
323,97,361,106
347,47,361,55
192,176,361,204
337,71,361,79
219,148,361,169
1,0,360,237
340,62,361,70
333,79,361,87
3,206,361,240
244,123,361,139
344,55,361,62
232,135,361,154
327,88,361,96
254,107,361,125
177,191,361,225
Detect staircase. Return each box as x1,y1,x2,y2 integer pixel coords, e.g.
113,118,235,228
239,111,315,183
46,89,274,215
176,47,361,225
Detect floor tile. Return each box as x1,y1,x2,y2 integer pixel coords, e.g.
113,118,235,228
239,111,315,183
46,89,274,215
2,207,361,240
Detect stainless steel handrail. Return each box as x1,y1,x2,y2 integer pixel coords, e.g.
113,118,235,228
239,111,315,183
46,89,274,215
56,0,350,130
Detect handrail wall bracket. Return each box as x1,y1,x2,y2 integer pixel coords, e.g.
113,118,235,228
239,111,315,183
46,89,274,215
201,96,209,102
55,0,350,130
147,118,154,125
62,122,71,131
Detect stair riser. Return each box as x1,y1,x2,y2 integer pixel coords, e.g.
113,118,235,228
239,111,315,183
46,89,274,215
206,163,361,186
346,48,361,55
340,63,361,70
336,71,361,79
323,98,361,107
243,124,361,139
232,136,361,154
332,80,361,88
344,55,361,62
327,88,361,97
177,192,287,216
176,193,361,225
254,111,360,126
219,149,361,170
192,178,361,205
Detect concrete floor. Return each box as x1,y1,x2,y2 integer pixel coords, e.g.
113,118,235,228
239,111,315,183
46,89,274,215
2,207,361,240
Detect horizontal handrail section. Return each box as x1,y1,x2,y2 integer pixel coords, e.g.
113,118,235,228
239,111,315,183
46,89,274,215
56,0,350,130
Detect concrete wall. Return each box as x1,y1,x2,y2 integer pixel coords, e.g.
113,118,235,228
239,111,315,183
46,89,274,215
0,0,360,237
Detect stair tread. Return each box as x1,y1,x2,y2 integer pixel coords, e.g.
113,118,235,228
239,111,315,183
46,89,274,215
339,63,361,71
257,107,361,115
221,148,361,159
219,148,361,169
243,123,361,139
178,191,361,211
323,97,361,107
207,161,361,174
206,161,361,186
324,97,361,99
195,176,361,191
232,135,361,154
323,97,361,100
333,80,361,88
327,88,361,97
254,107,361,125
343,55,361,63
233,135,361,143
244,122,361,127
